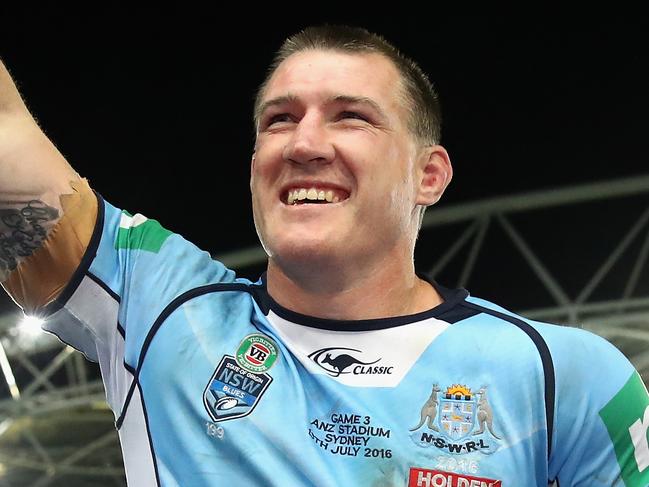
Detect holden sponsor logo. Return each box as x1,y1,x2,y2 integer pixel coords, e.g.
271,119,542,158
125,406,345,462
308,347,393,377
408,467,501,487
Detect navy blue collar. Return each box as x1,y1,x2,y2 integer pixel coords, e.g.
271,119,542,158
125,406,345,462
251,273,471,332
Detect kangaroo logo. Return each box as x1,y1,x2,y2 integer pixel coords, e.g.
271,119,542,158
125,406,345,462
410,383,442,431
308,347,380,377
473,386,501,439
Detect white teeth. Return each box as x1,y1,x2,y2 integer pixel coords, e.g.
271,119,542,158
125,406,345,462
286,187,345,204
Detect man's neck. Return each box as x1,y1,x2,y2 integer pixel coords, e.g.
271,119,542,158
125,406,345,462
265,257,443,321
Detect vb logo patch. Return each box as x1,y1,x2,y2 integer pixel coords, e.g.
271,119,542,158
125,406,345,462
203,334,279,422
410,383,501,455
236,334,278,373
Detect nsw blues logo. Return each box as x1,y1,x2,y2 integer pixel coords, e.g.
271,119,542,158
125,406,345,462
203,334,279,422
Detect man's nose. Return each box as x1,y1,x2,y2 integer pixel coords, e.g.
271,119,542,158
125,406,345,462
282,116,335,165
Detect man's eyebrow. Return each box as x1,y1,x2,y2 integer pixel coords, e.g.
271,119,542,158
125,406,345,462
328,95,387,120
256,94,298,123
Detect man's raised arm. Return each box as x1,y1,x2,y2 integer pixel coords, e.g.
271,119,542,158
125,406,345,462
0,59,97,312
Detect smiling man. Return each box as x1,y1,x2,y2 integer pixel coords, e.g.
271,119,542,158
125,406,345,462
251,48,450,320
1,25,648,487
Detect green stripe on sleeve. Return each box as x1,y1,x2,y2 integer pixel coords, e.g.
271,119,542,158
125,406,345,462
599,371,649,486
115,215,172,253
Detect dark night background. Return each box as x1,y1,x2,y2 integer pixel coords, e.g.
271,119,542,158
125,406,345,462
0,14,648,313
0,16,648,485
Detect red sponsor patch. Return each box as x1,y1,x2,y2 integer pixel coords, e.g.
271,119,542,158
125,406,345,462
408,467,502,487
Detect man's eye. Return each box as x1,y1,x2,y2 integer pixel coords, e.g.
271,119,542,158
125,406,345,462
339,111,368,122
266,114,293,126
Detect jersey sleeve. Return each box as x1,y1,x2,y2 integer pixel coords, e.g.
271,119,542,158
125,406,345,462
544,324,649,486
32,190,236,413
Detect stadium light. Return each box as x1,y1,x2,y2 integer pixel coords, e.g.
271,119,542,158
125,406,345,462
18,315,44,339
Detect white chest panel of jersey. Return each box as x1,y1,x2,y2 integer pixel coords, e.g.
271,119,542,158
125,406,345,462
266,310,451,388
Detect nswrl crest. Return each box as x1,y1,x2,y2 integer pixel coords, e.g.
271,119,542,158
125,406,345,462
411,383,501,455
439,388,477,441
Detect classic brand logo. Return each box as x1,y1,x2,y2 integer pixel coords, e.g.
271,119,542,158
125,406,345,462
411,383,501,455
308,347,394,377
408,468,501,487
236,334,279,373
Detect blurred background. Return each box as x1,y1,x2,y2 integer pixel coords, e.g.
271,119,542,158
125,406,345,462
0,12,648,486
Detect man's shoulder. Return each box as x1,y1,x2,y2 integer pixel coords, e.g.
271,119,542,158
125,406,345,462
85,196,238,308
99,197,224,269
464,294,640,415
464,294,630,367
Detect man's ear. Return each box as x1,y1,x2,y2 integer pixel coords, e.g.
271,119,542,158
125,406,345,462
416,145,453,206
249,152,256,191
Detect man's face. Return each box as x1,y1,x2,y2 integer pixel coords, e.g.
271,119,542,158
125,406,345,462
251,50,435,268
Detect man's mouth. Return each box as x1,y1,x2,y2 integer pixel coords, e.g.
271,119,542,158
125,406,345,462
283,187,350,205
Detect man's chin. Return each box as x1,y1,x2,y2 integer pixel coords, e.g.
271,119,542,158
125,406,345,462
269,238,341,267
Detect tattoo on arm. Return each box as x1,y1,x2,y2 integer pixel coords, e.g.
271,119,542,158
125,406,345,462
0,200,59,275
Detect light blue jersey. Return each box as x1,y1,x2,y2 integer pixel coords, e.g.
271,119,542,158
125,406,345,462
39,195,649,486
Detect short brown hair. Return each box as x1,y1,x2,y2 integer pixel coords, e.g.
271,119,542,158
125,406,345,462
253,25,442,146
